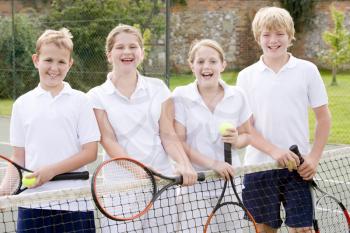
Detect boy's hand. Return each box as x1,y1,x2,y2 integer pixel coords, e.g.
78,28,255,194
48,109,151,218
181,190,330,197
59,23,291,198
29,166,56,188
297,155,318,180
271,148,300,170
211,160,235,181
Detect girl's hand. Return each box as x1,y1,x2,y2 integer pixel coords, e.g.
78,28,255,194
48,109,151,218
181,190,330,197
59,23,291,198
221,128,238,146
175,162,198,186
211,160,235,180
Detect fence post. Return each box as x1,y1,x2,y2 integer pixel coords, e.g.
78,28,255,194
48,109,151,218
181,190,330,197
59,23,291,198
11,0,16,100
165,0,170,87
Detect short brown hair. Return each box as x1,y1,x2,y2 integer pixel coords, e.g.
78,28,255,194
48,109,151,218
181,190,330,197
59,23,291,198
252,7,295,44
35,28,73,55
187,39,225,65
105,24,143,55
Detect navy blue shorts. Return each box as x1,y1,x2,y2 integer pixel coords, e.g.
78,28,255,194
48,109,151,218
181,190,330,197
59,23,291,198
17,207,95,233
242,169,313,228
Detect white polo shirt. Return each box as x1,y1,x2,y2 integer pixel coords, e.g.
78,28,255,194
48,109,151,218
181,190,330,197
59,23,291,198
87,73,174,175
172,79,252,171
237,54,328,166
10,82,100,193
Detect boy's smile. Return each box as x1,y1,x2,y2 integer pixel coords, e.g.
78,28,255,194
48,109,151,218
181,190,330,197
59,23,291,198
259,29,291,59
267,44,281,50
120,57,134,64
32,43,73,95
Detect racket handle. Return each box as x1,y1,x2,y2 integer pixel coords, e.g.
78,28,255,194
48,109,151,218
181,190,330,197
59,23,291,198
177,172,206,184
289,145,305,164
51,171,89,181
224,143,232,165
197,172,205,182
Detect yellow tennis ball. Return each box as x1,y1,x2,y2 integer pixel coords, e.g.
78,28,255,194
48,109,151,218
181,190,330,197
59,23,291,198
22,173,36,187
286,160,297,172
219,122,234,135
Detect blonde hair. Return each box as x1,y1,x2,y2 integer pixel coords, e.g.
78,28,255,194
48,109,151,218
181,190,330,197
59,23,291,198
188,39,225,64
252,6,295,43
105,24,144,55
36,28,73,55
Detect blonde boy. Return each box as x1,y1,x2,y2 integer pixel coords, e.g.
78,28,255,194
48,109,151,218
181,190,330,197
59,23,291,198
10,28,100,232
237,7,331,233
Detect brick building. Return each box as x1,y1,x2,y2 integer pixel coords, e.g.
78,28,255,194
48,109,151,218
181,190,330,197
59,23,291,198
170,0,350,72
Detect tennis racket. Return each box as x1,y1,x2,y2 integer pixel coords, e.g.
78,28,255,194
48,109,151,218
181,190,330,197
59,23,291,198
290,145,350,233
91,157,205,221
204,143,258,232
0,154,89,195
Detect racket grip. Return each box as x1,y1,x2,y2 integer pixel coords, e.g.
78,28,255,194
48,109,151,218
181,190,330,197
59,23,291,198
197,172,205,181
51,171,90,181
177,172,206,184
289,145,305,164
224,143,232,165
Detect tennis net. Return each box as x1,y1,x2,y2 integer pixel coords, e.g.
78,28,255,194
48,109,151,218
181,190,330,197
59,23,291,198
0,147,349,233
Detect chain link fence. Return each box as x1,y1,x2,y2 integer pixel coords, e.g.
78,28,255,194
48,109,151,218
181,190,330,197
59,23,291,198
0,0,167,99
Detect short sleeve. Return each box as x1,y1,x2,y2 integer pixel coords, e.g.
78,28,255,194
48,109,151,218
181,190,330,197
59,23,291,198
236,87,252,127
172,88,187,126
157,80,171,104
308,65,328,108
236,71,246,90
86,87,105,110
10,100,25,147
77,97,101,145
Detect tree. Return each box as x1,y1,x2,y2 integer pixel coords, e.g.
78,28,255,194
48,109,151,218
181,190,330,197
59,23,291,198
321,6,350,86
280,0,315,33
0,12,41,98
43,0,165,91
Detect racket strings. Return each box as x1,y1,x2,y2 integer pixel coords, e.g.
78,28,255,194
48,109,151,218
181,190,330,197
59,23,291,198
206,203,256,232
316,196,349,232
0,160,21,195
205,177,256,233
94,159,155,220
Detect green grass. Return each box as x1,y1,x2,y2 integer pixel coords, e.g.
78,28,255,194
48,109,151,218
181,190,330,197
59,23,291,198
0,99,13,117
309,71,350,144
1,70,349,144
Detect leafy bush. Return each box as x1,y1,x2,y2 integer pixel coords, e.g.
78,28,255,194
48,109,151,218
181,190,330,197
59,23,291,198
0,13,41,98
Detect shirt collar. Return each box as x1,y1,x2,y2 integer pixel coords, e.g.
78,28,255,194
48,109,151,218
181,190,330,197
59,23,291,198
33,81,72,97
186,79,233,102
257,53,297,72
219,79,236,99
102,72,147,95
191,81,202,102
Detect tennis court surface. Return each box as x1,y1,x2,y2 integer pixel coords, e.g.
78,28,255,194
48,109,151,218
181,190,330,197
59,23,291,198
0,147,349,232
